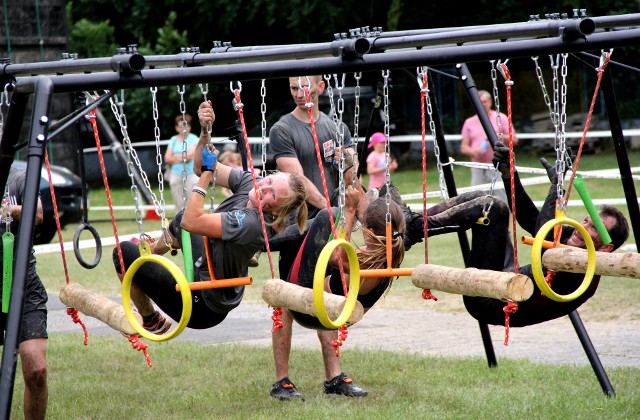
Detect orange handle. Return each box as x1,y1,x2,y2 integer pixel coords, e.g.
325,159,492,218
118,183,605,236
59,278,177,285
521,236,568,249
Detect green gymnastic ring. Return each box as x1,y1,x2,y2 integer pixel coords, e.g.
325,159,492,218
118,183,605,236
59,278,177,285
121,242,192,341
531,217,596,303
313,238,360,329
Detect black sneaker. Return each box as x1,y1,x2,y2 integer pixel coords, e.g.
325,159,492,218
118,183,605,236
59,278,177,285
270,376,304,401
323,372,368,397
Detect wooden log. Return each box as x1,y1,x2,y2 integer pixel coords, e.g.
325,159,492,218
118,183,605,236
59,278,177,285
261,279,364,325
411,264,534,302
542,248,640,278
59,283,143,335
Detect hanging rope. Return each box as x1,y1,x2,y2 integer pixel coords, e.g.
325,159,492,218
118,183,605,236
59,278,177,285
231,83,283,332
44,150,88,344
563,50,612,206
318,75,350,355
89,99,153,366
497,61,519,345
416,67,437,302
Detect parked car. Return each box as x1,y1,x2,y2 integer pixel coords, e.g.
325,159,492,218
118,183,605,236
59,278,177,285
10,160,83,245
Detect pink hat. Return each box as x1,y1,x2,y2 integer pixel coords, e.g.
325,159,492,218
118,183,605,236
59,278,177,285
368,132,386,148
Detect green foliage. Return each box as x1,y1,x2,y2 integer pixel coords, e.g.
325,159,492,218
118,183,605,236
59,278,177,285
66,4,116,59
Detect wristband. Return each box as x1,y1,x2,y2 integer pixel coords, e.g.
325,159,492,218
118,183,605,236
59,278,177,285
192,186,207,197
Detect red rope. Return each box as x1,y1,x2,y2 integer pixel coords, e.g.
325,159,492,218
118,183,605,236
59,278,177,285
127,334,153,368
233,89,276,279
421,289,438,301
564,51,611,206
270,307,284,333
302,82,349,343
232,87,283,331
90,109,125,275
44,151,70,283
502,301,519,346
499,62,519,274
419,72,436,301
331,324,349,357
66,308,88,345
543,269,556,296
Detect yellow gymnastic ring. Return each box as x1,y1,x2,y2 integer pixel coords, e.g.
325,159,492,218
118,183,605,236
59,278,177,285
313,238,360,329
531,217,596,303
121,242,192,341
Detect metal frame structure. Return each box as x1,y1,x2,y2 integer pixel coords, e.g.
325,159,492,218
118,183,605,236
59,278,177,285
2,11,640,414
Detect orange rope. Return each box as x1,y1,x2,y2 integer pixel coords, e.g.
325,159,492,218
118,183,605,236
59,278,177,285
302,81,349,342
502,301,519,345
418,70,436,301
127,334,153,368
232,87,283,331
499,62,519,274
498,62,519,344
331,324,349,357
564,51,611,206
66,308,88,345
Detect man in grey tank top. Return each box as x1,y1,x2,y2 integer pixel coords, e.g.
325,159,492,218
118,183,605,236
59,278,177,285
268,75,365,400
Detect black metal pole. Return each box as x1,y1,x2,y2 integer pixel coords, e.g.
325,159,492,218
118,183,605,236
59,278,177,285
599,65,640,250
0,89,28,195
455,63,502,148
568,310,616,397
5,13,640,78
0,76,53,419
452,64,500,367
426,73,471,260
23,27,640,94
371,18,595,52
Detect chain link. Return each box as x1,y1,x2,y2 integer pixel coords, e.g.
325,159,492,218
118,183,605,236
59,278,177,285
532,56,557,129
109,92,163,234
490,60,504,144
556,54,569,208
419,67,449,201
1,183,12,229
150,87,167,223
382,70,391,224
177,85,189,207
352,73,362,188
260,79,268,177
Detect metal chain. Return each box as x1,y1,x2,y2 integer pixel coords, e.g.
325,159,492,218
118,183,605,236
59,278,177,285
532,56,557,129
110,91,144,234
177,84,189,208
382,69,391,224
260,79,268,178
556,53,569,208
150,87,167,223
1,182,12,229
334,74,347,220
352,72,362,188
490,60,504,144
198,82,217,205
109,92,162,234
419,67,449,200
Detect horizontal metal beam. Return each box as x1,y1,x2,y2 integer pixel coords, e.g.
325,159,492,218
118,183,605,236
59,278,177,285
3,13,640,77
371,18,596,51
36,27,640,93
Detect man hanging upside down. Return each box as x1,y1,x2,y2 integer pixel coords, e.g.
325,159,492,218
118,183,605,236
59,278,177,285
396,142,629,326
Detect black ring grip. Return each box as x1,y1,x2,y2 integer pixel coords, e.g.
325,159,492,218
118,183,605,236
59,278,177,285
73,222,102,269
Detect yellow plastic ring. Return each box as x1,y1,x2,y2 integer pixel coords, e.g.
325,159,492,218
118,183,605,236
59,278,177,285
531,217,596,303
313,238,360,329
121,243,192,341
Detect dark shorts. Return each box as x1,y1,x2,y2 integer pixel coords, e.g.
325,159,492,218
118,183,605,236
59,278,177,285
1,269,48,345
